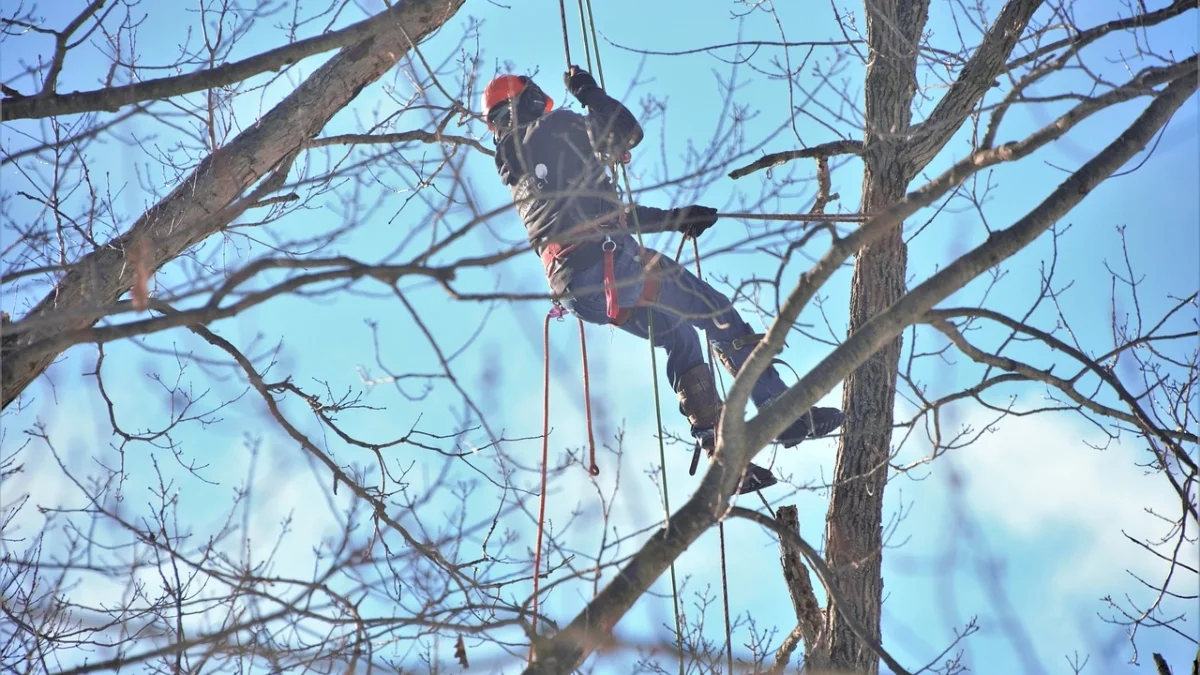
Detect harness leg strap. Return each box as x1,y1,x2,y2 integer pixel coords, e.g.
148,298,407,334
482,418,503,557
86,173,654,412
603,239,620,321
611,251,664,326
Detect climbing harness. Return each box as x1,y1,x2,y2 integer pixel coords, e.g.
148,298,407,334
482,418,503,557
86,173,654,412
537,211,662,327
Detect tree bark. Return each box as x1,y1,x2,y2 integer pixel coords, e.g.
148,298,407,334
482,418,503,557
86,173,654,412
775,506,825,663
0,0,465,410
822,1,930,672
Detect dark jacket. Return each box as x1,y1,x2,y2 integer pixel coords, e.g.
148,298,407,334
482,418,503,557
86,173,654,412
493,87,686,294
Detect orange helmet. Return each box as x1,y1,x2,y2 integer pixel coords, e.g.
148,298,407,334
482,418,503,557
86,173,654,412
481,74,553,129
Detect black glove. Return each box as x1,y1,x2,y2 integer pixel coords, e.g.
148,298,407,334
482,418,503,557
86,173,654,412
564,65,601,105
675,205,719,239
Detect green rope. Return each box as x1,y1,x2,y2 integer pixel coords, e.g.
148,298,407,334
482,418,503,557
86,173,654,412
619,140,689,675
575,2,685,672
574,0,593,71
686,238,736,675
582,0,606,89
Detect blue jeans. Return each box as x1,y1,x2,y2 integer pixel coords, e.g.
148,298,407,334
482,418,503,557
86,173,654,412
562,234,789,408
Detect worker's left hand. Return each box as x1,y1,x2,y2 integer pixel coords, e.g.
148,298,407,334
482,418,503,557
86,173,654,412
676,205,719,239
564,65,600,103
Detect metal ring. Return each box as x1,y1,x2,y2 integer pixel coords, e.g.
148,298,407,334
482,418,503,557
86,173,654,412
601,239,616,252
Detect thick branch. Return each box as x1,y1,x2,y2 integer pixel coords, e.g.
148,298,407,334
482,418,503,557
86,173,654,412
0,0,465,410
1,4,439,121
905,0,1043,175
767,625,806,675
727,139,863,180
1153,652,1173,675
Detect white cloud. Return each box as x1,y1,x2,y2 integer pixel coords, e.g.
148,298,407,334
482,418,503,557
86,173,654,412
934,401,1199,670
952,407,1193,596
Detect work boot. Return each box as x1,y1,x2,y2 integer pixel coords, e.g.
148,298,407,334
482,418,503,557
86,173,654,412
676,364,779,495
711,333,846,449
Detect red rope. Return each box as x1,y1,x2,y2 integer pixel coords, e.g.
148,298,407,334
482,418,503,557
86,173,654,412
579,317,600,476
534,311,552,635
533,308,602,642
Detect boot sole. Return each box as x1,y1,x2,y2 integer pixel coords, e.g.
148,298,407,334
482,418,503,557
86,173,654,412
736,465,780,494
780,409,845,448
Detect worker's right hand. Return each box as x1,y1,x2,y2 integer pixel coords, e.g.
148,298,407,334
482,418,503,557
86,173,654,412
676,205,719,239
564,65,600,104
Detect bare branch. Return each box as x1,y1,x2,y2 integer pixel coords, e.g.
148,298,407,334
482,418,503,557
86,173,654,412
1005,0,1197,72
727,139,863,180
306,129,493,155
742,68,1197,455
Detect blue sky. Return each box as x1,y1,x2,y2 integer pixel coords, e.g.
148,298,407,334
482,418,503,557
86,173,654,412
2,1,1197,674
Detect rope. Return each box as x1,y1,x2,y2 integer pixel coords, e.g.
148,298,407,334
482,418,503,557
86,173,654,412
533,310,554,639
575,0,593,71
718,211,872,223
684,237,736,674
581,0,607,90
620,169,686,675
568,1,685,671
535,307,600,645
556,0,572,68
718,519,735,673
579,316,600,475
685,236,785,658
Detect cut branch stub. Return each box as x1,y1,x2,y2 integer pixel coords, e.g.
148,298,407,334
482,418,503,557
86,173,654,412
775,505,825,657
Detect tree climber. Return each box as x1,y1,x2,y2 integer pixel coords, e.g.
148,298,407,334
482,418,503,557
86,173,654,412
484,66,844,494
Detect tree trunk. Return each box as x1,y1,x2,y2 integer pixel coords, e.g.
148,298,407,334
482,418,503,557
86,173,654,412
820,2,930,672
